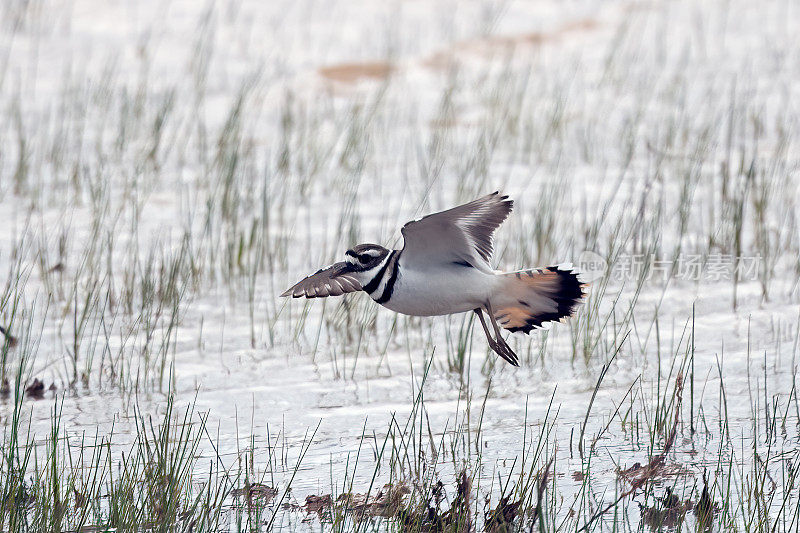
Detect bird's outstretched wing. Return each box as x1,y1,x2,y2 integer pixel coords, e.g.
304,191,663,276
281,262,362,298
400,191,513,272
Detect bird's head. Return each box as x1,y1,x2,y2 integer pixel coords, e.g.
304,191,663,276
344,243,390,272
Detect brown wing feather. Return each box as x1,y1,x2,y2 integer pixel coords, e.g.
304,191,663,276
281,262,362,298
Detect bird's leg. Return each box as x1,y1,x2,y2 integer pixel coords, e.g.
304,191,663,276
474,308,519,367
474,308,495,344
484,302,520,366
474,308,505,359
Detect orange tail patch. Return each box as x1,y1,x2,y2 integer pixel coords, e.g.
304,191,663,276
492,267,586,334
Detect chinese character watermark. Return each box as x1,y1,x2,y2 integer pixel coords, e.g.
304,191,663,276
576,251,761,283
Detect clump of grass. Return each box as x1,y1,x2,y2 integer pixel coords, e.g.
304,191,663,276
0,369,231,530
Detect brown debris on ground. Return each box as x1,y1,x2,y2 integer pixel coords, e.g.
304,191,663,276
0,325,17,348
318,62,394,83
485,496,521,533
483,457,552,532
25,378,46,399
304,494,332,519
337,482,410,519
330,473,474,530
231,482,278,506
395,471,472,532
424,17,601,70
694,473,717,529
620,460,691,482
640,487,692,530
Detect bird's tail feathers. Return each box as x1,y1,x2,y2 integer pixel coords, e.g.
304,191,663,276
490,267,586,334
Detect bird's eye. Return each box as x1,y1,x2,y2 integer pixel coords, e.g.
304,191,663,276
358,254,371,263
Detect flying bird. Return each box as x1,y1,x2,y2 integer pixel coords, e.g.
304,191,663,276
281,192,585,366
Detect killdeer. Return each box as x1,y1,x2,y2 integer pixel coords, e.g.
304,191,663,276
281,192,585,366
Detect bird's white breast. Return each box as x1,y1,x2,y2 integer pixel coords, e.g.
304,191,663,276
378,258,499,317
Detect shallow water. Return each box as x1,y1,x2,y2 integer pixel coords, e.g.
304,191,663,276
1,0,799,530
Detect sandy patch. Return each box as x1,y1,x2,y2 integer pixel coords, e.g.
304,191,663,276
318,61,394,83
